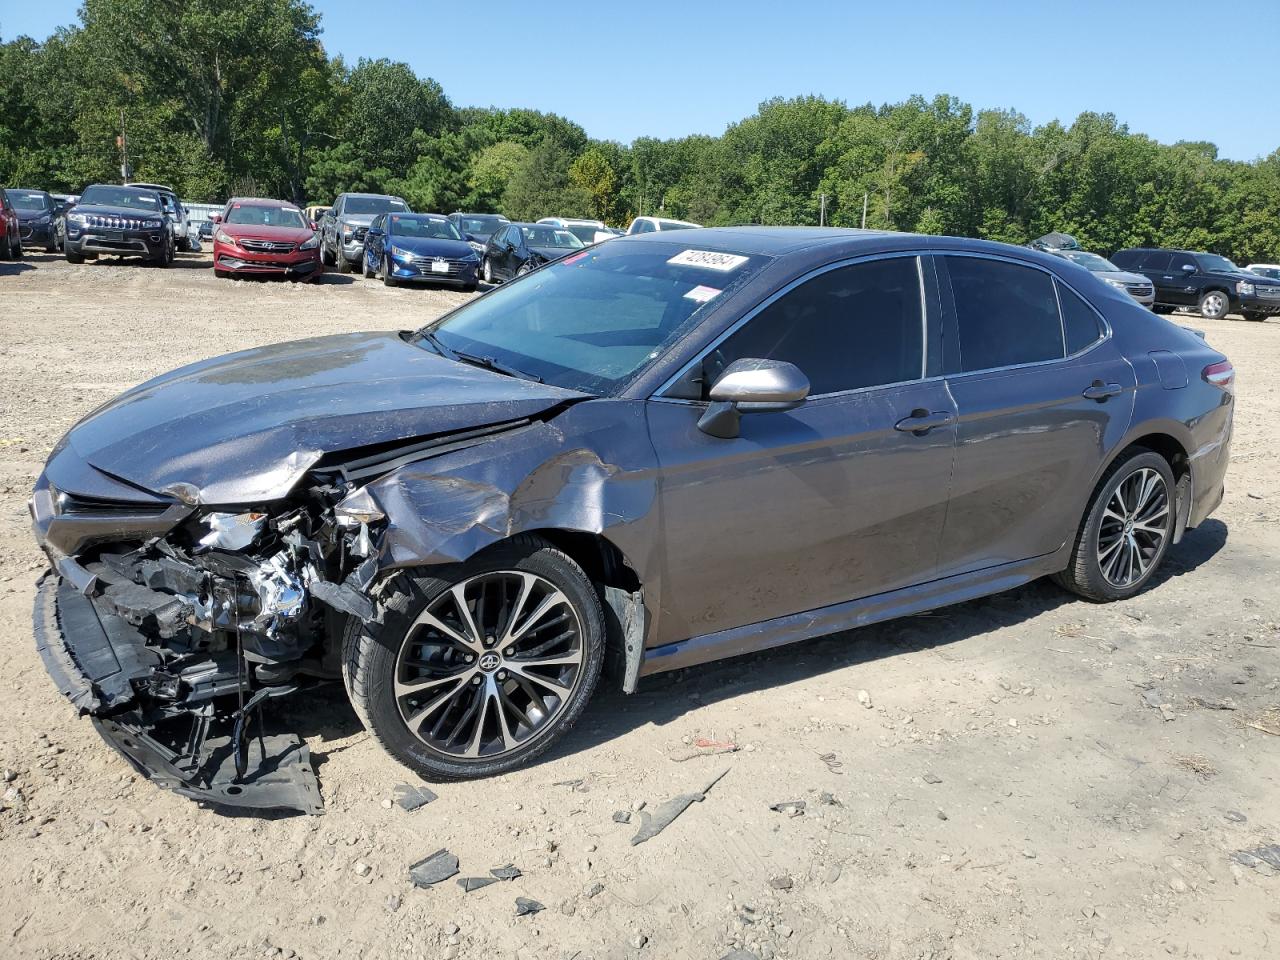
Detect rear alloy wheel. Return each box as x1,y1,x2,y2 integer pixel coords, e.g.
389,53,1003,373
1054,451,1175,602
1198,290,1229,320
482,257,493,284
343,536,604,780
337,250,352,273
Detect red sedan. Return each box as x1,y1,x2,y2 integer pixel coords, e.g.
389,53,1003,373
213,199,322,281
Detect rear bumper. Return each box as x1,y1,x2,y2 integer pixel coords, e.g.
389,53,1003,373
32,572,322,815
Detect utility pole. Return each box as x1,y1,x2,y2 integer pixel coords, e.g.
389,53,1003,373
118,109,131,182
819,193,826,227
860,192,868,229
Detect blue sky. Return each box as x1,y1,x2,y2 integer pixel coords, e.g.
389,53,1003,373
3,0,1277,161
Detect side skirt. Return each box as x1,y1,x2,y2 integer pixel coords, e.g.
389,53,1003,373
638,547,1071,678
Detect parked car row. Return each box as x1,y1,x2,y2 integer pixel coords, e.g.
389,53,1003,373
1030,232,1279,320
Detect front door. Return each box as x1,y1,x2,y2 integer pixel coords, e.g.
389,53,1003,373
648,254,957,647
934,254,1136,577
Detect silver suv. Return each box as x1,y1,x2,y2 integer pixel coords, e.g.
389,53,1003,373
128,183,192,252
320,193,411,273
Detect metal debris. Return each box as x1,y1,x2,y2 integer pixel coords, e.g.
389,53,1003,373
769,875,793,890
818,791,841,806
457,876,499,893
408,849,459,888
612,810,632,824
922,772,943,784
630,769,730,846
393,783,439,811
514,896,544,916
818,751,843,774
1231,844,1280,871
490,864,522,881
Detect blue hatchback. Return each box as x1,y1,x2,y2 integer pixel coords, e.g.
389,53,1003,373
363,212,480,289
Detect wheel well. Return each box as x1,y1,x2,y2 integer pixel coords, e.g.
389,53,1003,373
532,529,641,593
1122,434,1189,483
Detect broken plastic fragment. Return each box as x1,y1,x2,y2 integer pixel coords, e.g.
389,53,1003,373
408,849,459,888
612,810,632,824
630,769,729,846
514,897,544,916
457,876,499,893
1232,843,1280,871
489,864,521,881
769,800,806,817
392,782,438,811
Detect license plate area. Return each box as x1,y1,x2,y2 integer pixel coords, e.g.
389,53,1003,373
431,259,449,274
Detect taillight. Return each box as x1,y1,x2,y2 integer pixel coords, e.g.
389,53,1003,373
1202,360,1234,389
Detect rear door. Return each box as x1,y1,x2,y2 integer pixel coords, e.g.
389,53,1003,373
648,253,957,646
934,253,1136,577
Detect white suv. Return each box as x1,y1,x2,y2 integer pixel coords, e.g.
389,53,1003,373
625,216,699,235
536,217,606,245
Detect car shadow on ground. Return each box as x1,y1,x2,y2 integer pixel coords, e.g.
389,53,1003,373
285,520,1229,785
0,259,38,275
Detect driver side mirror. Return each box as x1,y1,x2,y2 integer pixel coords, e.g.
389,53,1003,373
1180,263,1196,273
212,214,222,223
309,220,317,230
697,358,810,439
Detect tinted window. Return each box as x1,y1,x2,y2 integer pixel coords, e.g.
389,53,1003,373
631,219,655,234
1056,281,1103,354
1109,250,1138,269
1139,251,1173,271
707,257,925,396
947,256,1063,371
343,196,408,215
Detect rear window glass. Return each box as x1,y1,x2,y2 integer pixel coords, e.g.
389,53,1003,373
1056,281,1104,354
947,256,1064,371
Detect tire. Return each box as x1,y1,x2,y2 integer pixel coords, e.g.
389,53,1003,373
152,235,173,267
65,249,84,264
1243,312,1269,323
516,261,532,277
363,253,374,279
1053,450,1176,603
342,535,605,781
12,235,22,260
1152,304,1173,315
482,257,493,284
1198,290,1229,320
381,256,396,287
461,283,478,293
321,240,335,267
337,251,353,274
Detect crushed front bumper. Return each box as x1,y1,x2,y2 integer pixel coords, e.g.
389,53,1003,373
33,571,322,815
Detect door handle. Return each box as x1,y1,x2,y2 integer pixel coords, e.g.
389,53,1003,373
1082,380,1122,401
894,409,955,435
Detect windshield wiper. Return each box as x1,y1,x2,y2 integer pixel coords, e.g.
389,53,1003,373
452,351,543,383
415,330,542,382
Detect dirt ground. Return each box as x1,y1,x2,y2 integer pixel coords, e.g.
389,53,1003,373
0,249,1277,960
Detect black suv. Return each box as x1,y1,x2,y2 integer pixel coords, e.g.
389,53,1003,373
1110,247,1279,321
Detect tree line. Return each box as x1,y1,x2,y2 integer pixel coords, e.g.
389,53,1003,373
2,0,1278,262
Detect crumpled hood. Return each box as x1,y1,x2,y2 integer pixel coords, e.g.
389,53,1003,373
64,331,585,505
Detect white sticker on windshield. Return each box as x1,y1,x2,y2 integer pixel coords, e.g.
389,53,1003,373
684,284,722,303
667,249,749,272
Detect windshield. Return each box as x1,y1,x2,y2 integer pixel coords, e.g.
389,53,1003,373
344,196,407,215
457,215,506,237
522,226,585,249
390,215,463,240
225,205,307,228
1061,251,1118,273
1197,253,1238,273
566,224,601,244
1249,266,1280,280
79,185,162,212
5,190,51,212
417,242,773,393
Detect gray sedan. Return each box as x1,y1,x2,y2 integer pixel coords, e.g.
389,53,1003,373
30,227,1233,809
1052,249,1155,307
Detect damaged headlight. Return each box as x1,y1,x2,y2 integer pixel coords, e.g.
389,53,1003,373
198,511,267,551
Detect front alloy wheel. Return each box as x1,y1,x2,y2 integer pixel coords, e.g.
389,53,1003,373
1198,290,1228,319
343,536,605,780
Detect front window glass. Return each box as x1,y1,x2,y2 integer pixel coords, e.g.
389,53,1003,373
1250,266,1280,280
947,257,1064,371
566,224,601,244
391,215,464,240
521,226,585,249
225,205,307,227
1196,253,1238,274
1061,251,1118,273
706,256,925,396
5,190,51,212
419,242,773,393
343,196,408,215
79,185,162,212
1056,280,1104,354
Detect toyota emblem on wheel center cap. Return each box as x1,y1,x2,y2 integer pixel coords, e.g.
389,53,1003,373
478,652,501,672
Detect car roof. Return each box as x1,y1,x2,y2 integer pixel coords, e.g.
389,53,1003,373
6,187,51,195
231,198,299,208
342,192,405,200
127,182,175,193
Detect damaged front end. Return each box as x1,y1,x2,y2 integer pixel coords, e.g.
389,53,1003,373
30,471,387,816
